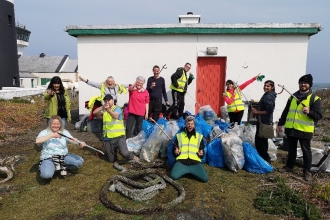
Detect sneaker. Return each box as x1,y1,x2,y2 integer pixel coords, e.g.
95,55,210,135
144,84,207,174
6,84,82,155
279,166,294,173
304,172,313,181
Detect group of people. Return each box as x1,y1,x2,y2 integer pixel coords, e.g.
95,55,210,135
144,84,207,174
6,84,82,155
38,64,322,182
225,73,322,181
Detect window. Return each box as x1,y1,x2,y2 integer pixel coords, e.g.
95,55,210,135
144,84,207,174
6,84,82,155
41,78,52,86
8,15,13,26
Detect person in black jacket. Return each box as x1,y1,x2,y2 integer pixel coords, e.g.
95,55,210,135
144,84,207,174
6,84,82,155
147,65,170,122
169,63,194,119
251,80,277,163
277,74,322,181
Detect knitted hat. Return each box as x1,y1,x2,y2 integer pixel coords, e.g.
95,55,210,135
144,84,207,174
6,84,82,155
298,74,313,87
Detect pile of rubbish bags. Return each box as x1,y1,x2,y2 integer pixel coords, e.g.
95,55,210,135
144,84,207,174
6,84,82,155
126,105,278,174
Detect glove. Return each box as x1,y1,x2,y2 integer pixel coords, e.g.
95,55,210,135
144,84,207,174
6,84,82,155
257,75,265,82
189,73,195,80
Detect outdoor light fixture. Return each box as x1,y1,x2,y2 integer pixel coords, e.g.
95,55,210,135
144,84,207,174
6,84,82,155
206,47,218,55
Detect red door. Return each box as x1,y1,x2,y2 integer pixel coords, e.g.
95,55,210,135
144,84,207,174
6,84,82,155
196,57,227,116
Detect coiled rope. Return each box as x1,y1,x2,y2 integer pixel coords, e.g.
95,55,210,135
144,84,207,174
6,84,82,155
99,161,185,214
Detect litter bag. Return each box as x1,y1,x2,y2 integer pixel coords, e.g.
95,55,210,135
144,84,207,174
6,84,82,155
142,120,154,138
207,138,225,168
221,133,245,172
198,105,218,121
268,139,277,162
242,142,274,174
126,131,147,155
159,120,180,158
140,125,166,162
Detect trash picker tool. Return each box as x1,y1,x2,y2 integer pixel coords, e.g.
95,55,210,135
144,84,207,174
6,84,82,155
236,64,248,85
149,118,179,148
186,91,201,107
57,132,105,155
277,84,306,107
159,64,167,73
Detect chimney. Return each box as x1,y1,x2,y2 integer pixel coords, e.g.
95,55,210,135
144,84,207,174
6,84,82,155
178,12,201,24
40,53,46,58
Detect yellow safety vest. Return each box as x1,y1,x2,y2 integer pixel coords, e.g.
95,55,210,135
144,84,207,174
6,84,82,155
176,131,203,162
103,105,125,138
100,83,127,99
170,70,187,93
284,94,319,133
226,88,245,112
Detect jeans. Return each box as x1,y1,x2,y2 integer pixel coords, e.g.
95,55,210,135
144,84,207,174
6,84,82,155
39,153,84,179
255,123,270,162
126,113,144,138
104,135,134,162
47,118,67,129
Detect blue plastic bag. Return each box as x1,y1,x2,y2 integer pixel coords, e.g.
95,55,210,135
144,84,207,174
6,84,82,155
142,120,154,138
242,142,274,174
206,138,225,168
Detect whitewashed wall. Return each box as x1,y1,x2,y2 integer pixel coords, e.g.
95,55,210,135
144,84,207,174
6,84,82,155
0,87,45,99
77,34,309,121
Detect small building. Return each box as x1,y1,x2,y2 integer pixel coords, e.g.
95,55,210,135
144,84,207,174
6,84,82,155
18,54,78,88
66,13,321,121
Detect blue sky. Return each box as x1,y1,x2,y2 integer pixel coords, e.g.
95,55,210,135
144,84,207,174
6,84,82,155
14,0,330,83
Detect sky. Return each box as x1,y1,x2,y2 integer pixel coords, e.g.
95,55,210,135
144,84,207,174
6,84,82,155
14,0,330,83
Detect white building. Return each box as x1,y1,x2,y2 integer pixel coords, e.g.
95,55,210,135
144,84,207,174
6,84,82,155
18,54,78,88
66,13,321,121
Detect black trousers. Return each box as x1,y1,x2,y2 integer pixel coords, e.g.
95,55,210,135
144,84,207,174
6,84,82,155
126,113,144,139
228,110,244,125
255,123,270,162
148,100,162,122
286,136,312,172
171,90,185,117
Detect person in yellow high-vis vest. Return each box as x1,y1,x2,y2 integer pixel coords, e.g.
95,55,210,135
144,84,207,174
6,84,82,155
170,116,208,182
93,94,140,163
223,74,260,125
277,74,322,181
169,63,194,119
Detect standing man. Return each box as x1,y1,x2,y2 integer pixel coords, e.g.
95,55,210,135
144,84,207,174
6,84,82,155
277,74,322,181
169,63,194,119
147,65,170,122
93,94,140,163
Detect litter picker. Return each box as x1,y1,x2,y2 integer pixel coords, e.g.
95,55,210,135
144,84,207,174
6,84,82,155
186,91,201,107
159,64,167,73
57,132,105,155
149,118,180,149
277,84,306,107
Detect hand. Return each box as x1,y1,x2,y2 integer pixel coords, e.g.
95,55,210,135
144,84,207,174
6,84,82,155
51,132,61,138
277,126,283,132
104,103,110,111
47,89,54,96
79,141,87,148
302,107,309,114
79,76,86,82
174,146,181,156
177,86,183,89
151,81,156,88
165,101,170,106
197,150,204,157
256,73,261,78
145,113,148,120
251,108,258,115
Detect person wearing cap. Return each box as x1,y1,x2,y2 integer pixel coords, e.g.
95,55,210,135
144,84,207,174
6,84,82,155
147,65,170,122
170,116,208,182
93,94,140,163
169,63,194,119
126,76,150,138
79,76,128,120
277,74,322,181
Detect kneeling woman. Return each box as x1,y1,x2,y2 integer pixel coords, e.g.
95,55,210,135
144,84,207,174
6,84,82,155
170,116,208,183
36,115,86,180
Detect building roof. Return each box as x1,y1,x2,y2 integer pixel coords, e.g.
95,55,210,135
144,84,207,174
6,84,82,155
19,72,38,78
60,59,78,72
18,55,78,73
66,23,322,37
